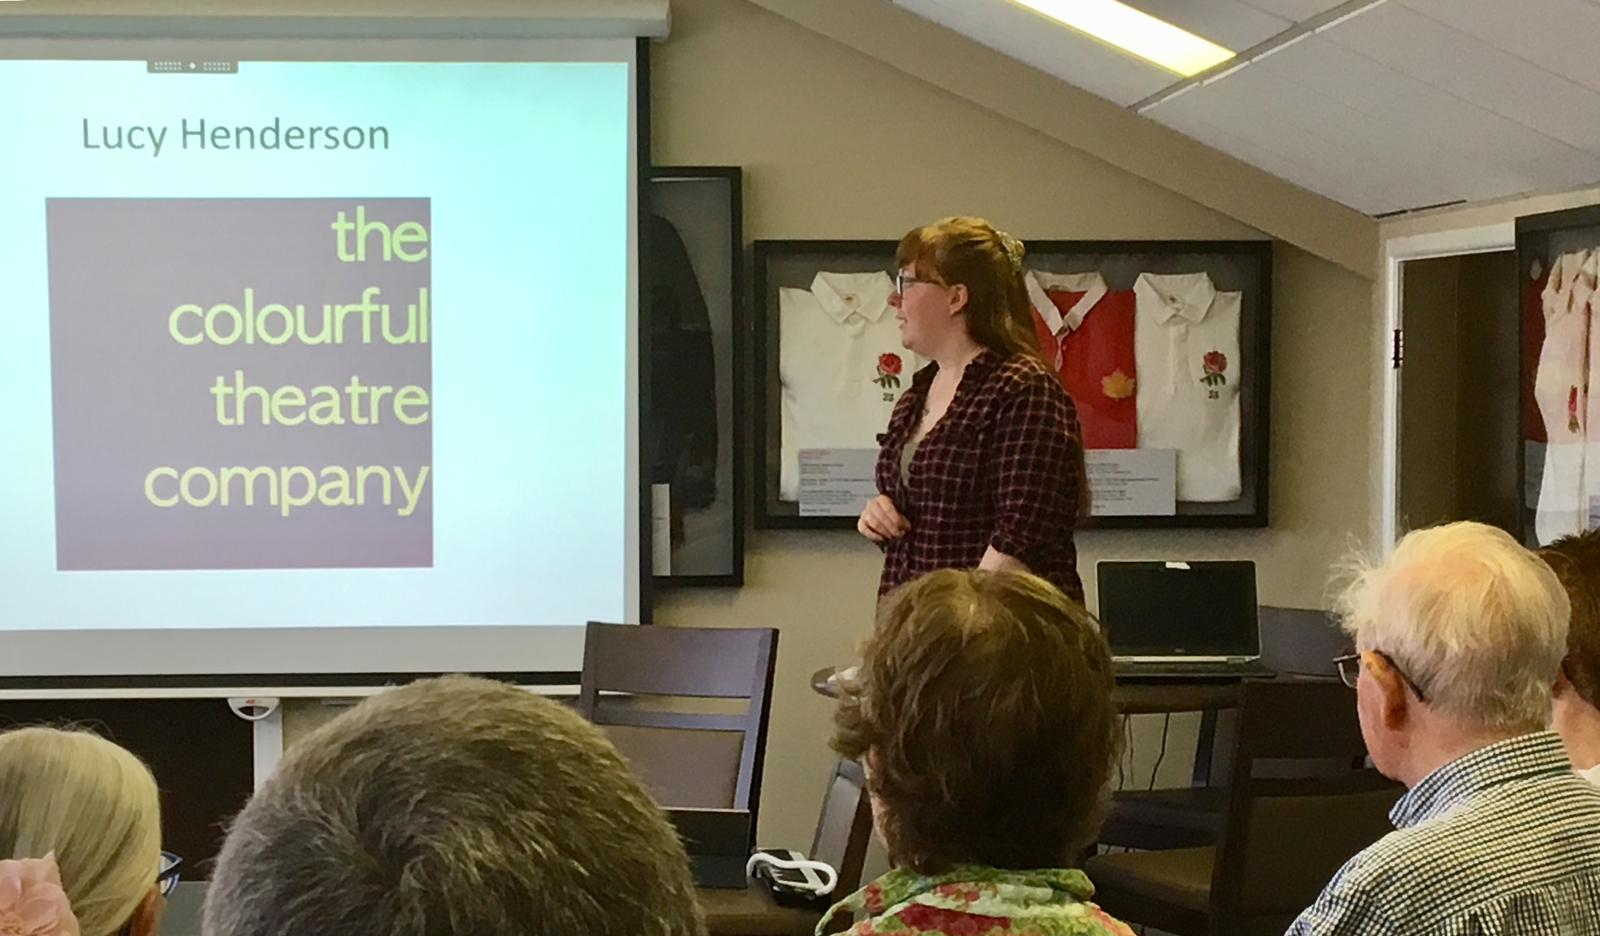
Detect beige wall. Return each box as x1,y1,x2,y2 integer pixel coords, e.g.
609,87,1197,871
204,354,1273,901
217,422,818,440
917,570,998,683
650,0,1378,849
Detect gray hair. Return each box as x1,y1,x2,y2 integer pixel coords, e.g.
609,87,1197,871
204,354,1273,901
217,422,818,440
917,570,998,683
1337,521,1570,732
203,676,706,936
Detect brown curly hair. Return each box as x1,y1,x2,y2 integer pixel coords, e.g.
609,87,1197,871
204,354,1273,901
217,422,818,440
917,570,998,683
1541,530,1600,707
896,216,1042,361
832,569,1119,874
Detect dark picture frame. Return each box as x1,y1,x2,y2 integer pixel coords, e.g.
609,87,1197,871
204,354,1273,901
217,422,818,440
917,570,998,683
644,167,745,585
1514,203,1600,548
753,239,1272,530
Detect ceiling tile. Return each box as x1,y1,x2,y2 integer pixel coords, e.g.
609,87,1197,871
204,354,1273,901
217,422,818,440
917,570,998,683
1401,0,1600,97
1156,104,1414,214
899,0,1600,214
1253,36,1600,205
1328,2,1600,154
1236,0,1354,19
1151,65,1452,213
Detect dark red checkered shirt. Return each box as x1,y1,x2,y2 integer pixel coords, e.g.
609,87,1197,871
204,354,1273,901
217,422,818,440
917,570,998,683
875,350,1085,603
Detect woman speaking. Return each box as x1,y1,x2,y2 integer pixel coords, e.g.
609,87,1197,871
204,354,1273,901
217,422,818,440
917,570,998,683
858,217,1087,604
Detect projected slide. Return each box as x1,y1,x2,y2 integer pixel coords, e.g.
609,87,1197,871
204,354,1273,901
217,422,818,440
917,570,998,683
0,45,638,676
50,198,435,570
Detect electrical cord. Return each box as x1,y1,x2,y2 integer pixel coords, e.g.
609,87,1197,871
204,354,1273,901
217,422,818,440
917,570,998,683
1147,713,1172,791
745,852,839,897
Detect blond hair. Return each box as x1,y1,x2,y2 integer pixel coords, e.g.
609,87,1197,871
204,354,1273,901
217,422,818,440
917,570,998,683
0,727,162,936
1337,522,1570,732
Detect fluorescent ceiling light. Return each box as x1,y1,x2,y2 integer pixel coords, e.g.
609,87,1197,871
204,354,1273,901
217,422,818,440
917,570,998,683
1010,0,1235,77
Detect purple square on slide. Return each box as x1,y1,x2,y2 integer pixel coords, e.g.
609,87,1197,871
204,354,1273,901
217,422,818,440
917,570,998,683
47,198,433,570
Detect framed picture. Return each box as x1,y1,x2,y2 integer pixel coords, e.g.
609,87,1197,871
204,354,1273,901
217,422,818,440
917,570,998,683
1515,204,1600,548
753,239,1272,529
646,167,744,584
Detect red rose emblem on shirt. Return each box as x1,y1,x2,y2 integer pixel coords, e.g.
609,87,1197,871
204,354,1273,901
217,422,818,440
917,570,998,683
874,353,904,390
1570,385,1582,434
1201,350,1228,387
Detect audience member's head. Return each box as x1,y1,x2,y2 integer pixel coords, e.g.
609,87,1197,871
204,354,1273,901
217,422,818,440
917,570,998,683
203,675,705,936
1337,521,1569,785
833,569,1119,874
0,726,163,936
1540,529,1600,774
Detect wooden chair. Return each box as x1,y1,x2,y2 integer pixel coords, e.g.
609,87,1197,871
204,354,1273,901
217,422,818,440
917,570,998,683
1097,607,1348,850
810,758,874,897
1258,606,1347,677
577,623,778,825
1084,680,1401,936
698,758,876,936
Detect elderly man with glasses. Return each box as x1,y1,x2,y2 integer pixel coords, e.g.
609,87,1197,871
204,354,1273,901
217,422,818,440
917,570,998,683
1289,521,1600,936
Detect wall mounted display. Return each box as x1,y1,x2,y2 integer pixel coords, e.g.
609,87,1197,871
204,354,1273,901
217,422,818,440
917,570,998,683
1515,204,1600,548
647,167,744,584
754,239,1272,529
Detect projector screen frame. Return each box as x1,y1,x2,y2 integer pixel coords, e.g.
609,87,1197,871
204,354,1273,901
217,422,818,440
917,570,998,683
0,671,580,699
0,32,656,689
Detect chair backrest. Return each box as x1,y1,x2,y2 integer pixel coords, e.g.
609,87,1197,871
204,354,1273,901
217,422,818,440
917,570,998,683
809,758,874,897
1209,680,1402,936
577,623,779,825
1258,606,1347,678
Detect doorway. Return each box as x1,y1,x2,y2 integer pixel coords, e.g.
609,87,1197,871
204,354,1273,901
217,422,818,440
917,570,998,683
1394,249,1520,534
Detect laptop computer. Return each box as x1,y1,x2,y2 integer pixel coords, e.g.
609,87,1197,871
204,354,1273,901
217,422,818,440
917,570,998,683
1096,560,1273,679
668,807,753,889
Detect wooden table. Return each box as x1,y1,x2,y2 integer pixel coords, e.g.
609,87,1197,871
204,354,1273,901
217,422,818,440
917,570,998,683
700,882,823,936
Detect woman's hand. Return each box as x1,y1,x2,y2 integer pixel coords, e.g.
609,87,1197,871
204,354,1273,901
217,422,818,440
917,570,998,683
858,495,911,544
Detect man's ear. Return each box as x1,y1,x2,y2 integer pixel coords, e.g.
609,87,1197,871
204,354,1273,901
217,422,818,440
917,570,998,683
1555,661,1574,698
1365,651,1412,731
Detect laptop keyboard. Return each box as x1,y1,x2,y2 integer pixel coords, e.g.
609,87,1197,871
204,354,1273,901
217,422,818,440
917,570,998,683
1113,660,1273,679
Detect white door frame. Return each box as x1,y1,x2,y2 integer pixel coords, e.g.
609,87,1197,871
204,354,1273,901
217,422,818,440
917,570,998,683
1379,223,1515,551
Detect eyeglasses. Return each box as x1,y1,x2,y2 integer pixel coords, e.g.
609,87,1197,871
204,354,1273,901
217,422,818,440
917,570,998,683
1333,650,1429,703
157,851,183,898
894,270,943,294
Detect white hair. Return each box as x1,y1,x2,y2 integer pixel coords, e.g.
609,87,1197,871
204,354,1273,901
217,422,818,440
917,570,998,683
1337,522,1570,732
0,727,162,936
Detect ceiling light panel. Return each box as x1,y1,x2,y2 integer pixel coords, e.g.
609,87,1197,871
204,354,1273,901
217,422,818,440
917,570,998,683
1009,0,1237,76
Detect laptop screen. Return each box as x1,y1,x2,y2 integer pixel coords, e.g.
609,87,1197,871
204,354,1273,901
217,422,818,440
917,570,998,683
1096,560,1260,657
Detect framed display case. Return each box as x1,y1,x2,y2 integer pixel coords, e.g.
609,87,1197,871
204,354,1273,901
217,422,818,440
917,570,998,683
753,239,1272,529
1515,203,1600,548
646,167,744,583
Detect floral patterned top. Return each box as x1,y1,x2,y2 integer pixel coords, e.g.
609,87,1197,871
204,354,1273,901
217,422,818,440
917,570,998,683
816,866,1135,936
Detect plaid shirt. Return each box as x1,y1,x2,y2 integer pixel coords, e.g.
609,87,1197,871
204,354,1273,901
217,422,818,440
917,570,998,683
1287,731,1600,936
875,350,1084,603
